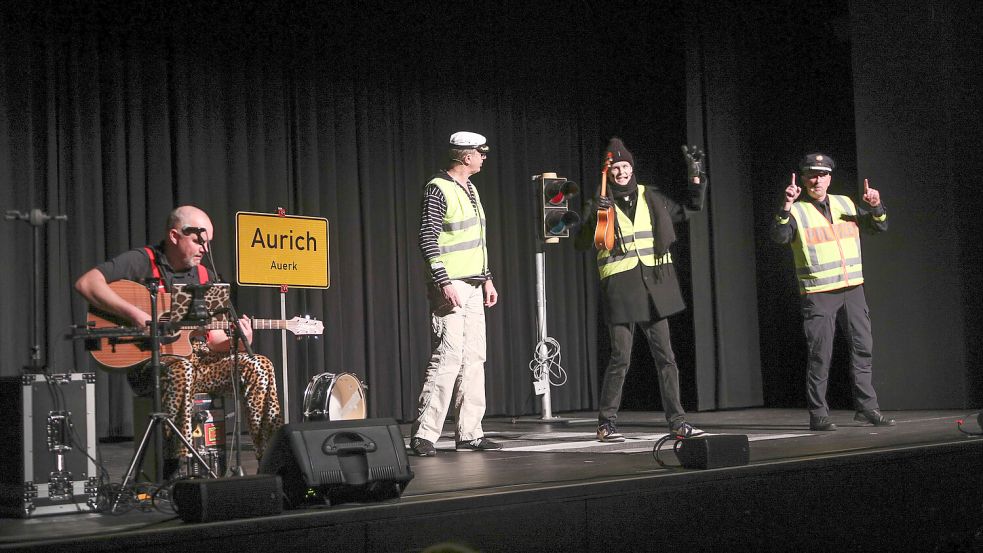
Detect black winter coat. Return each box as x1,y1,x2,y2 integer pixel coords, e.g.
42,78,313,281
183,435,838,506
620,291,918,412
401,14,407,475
575,181,705,324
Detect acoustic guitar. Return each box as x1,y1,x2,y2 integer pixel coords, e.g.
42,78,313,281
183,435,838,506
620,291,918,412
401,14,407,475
593,152,615,250
86,280,323,371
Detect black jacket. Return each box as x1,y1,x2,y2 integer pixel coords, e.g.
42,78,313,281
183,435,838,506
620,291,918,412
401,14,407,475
576,181,705,324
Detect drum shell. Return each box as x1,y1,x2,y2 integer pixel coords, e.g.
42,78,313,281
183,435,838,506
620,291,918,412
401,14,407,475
302,373,366,422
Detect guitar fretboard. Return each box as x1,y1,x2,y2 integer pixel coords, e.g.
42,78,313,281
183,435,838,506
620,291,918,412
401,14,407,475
180,319,290,331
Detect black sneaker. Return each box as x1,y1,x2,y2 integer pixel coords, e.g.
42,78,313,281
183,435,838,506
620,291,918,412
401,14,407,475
597,422,625,442
409,437,437,457
455,437,502,451
671,421,705,439
809,416,838,431
854,409,896,427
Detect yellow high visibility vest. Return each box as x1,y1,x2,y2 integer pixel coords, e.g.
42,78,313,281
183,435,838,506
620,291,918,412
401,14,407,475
428,177,488,280
788,195,864,293
597,185,672,280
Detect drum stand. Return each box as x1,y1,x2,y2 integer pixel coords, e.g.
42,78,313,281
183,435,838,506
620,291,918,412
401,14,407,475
112,279,217,513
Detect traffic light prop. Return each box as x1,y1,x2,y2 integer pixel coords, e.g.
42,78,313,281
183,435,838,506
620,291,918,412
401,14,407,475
536,172,580,243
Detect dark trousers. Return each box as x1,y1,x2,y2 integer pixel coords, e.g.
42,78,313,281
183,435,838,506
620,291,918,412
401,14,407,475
599,319,685,425
801,285,879,417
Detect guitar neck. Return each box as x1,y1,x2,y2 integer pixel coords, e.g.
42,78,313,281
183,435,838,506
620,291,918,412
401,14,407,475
599,154,612,198
197,319,289,331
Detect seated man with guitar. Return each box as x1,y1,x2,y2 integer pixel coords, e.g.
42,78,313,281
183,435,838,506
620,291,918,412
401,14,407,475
75,205,283,473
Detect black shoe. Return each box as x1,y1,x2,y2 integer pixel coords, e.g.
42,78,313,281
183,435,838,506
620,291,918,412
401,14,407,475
409,437,436,457
455,437,502,451
809,416,838,431
854,409,896,427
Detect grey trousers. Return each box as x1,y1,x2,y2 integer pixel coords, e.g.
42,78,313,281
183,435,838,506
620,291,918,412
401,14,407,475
599,318,685,426
801,285,880,417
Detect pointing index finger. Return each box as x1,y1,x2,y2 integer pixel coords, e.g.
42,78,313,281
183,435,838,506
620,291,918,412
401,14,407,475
864,178,869,193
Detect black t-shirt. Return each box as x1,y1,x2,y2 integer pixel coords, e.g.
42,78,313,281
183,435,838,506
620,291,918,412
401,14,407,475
96,242,216,290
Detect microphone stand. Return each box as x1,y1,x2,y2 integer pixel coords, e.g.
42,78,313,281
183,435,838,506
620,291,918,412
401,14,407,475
4,208,68,373
203,242,250,477
114,278,217,513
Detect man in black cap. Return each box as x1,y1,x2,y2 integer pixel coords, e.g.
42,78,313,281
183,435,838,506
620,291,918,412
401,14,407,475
409,131,502,456
770,153,895,431
576,137,707,442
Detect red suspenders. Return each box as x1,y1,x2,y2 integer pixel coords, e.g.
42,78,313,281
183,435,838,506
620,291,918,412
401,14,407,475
144,246,209,287
145,246,212,340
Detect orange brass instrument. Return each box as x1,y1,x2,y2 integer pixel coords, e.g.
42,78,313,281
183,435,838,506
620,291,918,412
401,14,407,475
592,152,615,251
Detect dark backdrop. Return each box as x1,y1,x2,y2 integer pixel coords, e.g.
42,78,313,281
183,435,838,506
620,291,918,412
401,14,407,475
0,1,708,437
3,1,981,439
697,0,983,411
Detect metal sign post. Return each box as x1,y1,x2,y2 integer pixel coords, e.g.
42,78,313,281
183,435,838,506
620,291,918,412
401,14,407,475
279,282,290,423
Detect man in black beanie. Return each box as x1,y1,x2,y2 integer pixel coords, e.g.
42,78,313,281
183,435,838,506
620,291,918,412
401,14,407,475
576,137,708,441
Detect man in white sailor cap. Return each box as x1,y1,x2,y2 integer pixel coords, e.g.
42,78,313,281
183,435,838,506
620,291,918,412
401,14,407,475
410,131,501,456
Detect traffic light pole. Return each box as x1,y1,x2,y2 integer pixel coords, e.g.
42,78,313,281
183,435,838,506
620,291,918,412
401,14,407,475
534,251,561,420
528,249,592,425
511,172,592,426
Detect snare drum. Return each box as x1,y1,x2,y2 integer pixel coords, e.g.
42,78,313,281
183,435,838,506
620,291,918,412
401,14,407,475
302,372,367,421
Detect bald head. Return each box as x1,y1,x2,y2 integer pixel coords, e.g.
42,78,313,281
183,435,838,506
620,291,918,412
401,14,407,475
166,206,210,233
163,205,214,270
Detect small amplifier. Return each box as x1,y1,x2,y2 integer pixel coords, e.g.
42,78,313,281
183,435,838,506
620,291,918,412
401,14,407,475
172,474,283,523
675,434,750,469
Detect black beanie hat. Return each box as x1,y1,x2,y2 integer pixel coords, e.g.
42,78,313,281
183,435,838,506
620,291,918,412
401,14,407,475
607,137,634,167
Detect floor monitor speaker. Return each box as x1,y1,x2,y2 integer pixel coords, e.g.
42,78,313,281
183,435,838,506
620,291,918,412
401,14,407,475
258,417,413,508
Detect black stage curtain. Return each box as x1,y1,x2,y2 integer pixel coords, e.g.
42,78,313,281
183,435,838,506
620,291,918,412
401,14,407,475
0,3,697,437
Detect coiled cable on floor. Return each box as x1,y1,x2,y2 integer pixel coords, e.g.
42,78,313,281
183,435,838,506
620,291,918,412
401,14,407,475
528,337,567,387
652,434,684,468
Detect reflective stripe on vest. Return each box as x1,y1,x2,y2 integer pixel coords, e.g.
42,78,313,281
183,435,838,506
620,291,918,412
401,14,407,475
596,185,672,280
430,177,488,280
789,195,864,294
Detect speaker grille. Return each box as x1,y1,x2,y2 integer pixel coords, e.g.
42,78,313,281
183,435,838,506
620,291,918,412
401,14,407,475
369,464,400,480
318,469,345,484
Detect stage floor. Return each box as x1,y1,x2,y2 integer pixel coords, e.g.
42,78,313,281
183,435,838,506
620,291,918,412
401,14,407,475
2,408,982,551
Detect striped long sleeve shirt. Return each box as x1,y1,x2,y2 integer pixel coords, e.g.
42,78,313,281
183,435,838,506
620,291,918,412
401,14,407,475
418,172,492,287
